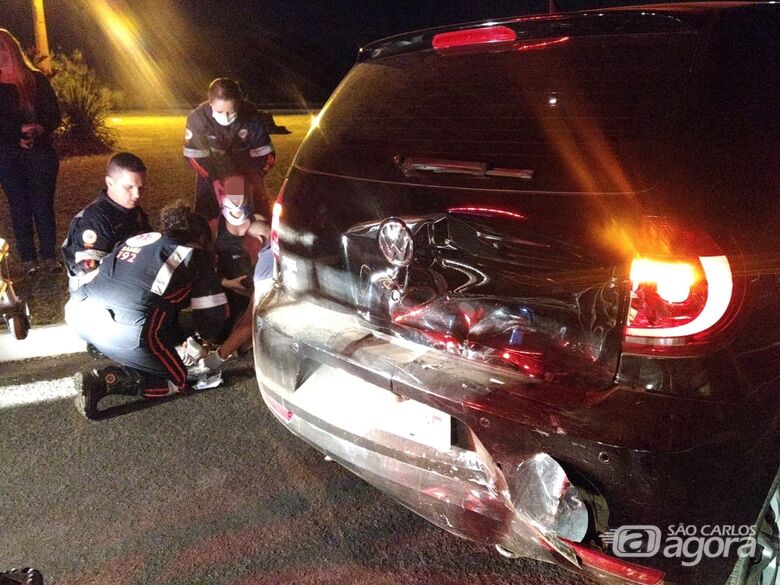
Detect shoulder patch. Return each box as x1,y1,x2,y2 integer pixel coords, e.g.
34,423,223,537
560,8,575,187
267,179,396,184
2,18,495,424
184,128,193,140
238,128,248,140
82,229,98,245
125,232,162,247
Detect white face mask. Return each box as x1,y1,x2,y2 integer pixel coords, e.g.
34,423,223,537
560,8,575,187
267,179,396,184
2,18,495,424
212,110,237,126
221,196,251,226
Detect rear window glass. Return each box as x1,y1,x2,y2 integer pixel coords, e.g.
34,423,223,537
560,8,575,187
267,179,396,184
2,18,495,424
296,20,699,194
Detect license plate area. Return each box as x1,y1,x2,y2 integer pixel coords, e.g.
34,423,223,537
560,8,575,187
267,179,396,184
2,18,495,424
293,364,452,452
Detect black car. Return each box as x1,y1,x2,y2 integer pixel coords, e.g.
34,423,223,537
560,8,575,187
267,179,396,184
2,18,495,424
253,4,780,584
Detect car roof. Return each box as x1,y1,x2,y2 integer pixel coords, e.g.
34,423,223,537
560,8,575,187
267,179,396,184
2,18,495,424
360,1,773,60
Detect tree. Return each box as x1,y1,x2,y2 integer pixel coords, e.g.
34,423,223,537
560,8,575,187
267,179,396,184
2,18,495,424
48,51,121,156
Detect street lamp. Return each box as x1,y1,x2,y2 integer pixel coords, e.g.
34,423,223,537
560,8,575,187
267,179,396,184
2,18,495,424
31,0,51,74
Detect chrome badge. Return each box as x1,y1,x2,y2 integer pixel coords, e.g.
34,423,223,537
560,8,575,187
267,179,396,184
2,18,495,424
378,218,414,267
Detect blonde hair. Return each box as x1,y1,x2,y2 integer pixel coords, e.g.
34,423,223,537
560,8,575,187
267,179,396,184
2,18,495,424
0,29,39,114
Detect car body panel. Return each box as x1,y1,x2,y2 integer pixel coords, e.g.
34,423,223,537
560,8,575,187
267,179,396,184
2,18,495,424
254,4,780,584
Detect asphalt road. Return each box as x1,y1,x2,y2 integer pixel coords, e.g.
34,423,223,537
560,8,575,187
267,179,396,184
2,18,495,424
0,353,596,585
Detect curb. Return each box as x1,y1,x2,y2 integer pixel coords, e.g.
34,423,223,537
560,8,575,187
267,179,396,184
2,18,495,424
0,323,86,364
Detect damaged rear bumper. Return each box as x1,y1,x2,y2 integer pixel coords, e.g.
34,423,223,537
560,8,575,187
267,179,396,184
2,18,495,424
253,296,672,584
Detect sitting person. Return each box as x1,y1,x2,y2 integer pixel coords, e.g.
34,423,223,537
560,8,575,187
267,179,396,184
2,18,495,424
66,202,228,419
202,239,276,370
210,174,270,329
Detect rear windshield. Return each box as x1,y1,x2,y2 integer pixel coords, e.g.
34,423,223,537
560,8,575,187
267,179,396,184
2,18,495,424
296,15,700,194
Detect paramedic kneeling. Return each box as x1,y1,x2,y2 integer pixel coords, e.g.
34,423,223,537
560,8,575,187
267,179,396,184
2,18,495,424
65,203,227,419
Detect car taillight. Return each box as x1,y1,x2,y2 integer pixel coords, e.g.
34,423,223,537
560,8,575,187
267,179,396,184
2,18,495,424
271,180,286,261
432,25,570,54
432,26,517,50
623,223,737,354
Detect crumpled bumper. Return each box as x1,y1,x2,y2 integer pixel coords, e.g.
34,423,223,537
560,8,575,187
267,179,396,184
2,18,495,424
254,297,665,585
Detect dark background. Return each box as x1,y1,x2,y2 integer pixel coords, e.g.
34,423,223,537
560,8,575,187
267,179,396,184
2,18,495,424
1,0,681,107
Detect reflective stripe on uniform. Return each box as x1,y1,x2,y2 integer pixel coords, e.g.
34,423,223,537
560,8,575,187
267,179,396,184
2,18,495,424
150,246,193,296
146,308,187,388
74,249,108,263
249,145,274,158
190,292,228,310
183,147,211,158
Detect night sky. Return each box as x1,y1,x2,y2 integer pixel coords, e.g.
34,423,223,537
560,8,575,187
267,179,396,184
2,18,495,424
0,0,671,107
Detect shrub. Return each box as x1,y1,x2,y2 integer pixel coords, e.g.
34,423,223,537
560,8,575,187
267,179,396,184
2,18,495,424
48,51,121,157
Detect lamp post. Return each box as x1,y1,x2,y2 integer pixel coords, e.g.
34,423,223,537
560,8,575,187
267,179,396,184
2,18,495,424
31,0,51,74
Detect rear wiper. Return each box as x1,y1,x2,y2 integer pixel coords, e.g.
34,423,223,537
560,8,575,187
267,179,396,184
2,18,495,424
395,156,534,180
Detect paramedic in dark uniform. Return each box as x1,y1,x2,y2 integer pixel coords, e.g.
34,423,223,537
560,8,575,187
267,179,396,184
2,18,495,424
61,152,150,291
183,77,275,220
65,203,228,419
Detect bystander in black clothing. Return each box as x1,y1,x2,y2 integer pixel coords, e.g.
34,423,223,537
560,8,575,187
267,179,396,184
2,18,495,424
0,29,61,273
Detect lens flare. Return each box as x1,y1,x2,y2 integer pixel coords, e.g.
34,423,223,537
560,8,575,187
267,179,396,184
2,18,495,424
80,0,207,108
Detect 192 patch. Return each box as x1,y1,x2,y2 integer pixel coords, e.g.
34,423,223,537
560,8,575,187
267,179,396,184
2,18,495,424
82,229,98,245
184,128,193,141
125,232,162,247
238,128,248,140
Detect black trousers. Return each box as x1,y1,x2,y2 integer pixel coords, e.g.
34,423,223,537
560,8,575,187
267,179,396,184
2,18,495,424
0,146,59,262
65,292,188,393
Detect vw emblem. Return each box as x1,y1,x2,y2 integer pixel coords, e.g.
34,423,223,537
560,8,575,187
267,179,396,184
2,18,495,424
378,218,414,267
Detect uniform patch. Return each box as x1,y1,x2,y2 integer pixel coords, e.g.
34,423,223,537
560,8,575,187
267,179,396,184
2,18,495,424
238,128,248,140
82,229,98,245
125,232,162,247
184,128,193,140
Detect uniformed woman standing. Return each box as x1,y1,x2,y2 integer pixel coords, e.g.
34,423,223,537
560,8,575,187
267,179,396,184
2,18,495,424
183,78,275,220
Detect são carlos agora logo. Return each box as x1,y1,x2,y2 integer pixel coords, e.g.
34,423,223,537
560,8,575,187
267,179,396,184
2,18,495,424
601,524,758,567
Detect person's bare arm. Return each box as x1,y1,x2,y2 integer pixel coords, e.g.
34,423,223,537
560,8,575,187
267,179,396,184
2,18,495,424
218,306,254,359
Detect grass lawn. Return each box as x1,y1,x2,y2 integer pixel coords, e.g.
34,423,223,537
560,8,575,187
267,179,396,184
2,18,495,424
0,113,310,327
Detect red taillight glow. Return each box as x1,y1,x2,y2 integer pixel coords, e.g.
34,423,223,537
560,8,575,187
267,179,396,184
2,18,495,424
433,27,569,53
624,253,734,352
560,539,665,585
630,258,698,304
433,26,517,50
619,219,739,354
271,180,286,261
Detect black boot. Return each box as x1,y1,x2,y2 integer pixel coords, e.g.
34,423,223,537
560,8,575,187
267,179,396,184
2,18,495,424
74,366,143,419
73,369,105,420
102,366,144,396
0,567,44,585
